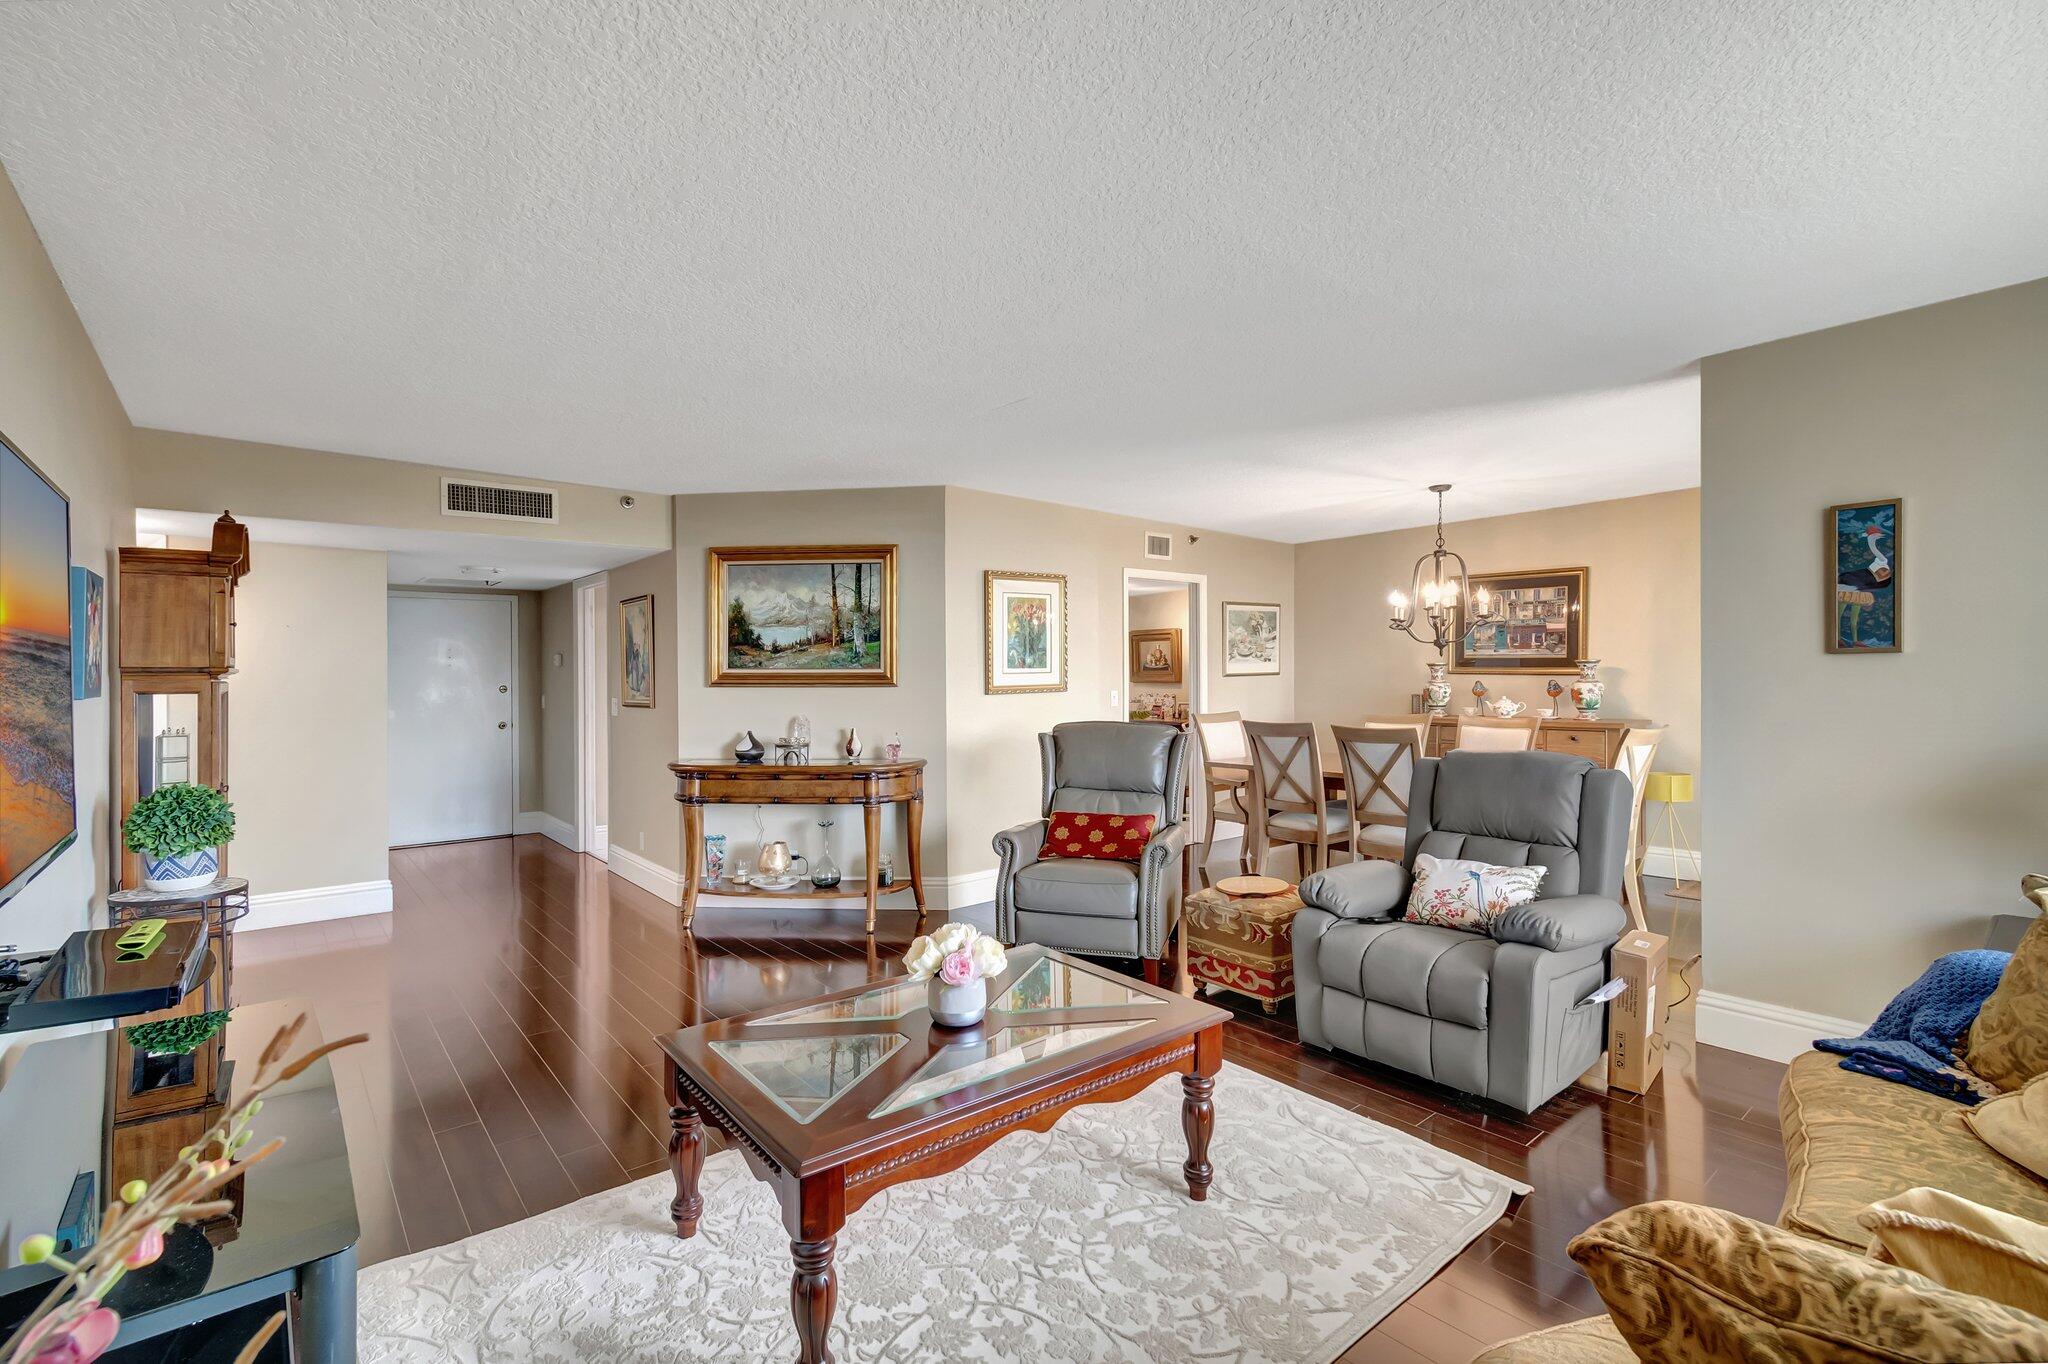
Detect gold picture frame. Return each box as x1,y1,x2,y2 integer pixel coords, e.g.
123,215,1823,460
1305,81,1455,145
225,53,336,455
1450,566,1588,674
618,593,655,707
1128,627,1184,686
708,544,899,686
983,570,1068,694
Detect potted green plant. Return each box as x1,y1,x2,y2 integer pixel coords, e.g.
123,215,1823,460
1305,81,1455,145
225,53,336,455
122,783,235,891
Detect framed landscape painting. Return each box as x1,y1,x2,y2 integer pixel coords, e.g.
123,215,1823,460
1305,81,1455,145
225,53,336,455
1827,498,1900,653
619,593,655,706
1452,567,1586,674
1221,601,1281,676
983,570,1067,694
710,545,898,686
1129,627,1183,685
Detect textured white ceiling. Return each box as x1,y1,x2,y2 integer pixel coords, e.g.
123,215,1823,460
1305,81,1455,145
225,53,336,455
6,2,2046,541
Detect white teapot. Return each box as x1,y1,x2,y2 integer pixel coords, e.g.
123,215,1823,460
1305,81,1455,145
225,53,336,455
1488,695,1527,719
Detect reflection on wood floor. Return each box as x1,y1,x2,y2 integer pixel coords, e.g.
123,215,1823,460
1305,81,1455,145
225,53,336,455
236,834,1782,1363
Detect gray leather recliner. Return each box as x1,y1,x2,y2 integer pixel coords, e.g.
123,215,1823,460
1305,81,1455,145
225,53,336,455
992,722,1188,971
1292,749,1632,1112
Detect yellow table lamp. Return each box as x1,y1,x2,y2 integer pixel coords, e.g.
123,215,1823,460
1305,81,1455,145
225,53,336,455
1643,772,1698,900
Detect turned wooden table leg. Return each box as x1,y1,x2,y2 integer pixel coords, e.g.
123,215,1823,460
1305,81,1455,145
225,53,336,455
680,803,703,931
790,1236,838,1364
665,1066,705,1237
906,791,927,926
1181,1071,1215,1201
861,802,881,936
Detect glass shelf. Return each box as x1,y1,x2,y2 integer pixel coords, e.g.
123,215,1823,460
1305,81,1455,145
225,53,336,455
710,1033,906,1124
870,1020,1140,1118
992,955,1153,1014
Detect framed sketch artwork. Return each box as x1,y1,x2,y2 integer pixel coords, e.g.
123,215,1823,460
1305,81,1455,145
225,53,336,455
1451,567,1587,674
983,570,1068,694
618,593,656,706
1826,498,1900,653
1221,601,1281,676
709,545,899,686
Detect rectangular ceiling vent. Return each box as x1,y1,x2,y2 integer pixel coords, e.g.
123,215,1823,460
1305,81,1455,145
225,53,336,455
1143,530,1174,561
441,477,558,524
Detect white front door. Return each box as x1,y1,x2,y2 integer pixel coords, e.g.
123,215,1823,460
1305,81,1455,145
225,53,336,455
388,594,515,846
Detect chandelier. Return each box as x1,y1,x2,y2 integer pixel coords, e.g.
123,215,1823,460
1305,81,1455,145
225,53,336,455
1387,484,1500,656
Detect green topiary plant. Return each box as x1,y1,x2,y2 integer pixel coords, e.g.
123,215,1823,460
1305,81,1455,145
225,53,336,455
121,783,236,859
125,1010,232,1056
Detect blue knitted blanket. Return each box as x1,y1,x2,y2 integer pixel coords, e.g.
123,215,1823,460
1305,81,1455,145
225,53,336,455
1814,949,2010,1104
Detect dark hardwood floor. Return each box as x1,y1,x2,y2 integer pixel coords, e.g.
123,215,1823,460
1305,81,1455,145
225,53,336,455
236,835,1786,1362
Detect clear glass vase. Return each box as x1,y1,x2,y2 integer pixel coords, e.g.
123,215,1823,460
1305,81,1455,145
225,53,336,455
810,819,842,889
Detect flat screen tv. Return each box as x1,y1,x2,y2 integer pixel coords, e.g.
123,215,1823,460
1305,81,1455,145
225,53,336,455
0,429,76,906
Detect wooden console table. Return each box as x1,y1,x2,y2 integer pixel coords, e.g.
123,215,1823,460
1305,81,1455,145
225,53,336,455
669,758,927,934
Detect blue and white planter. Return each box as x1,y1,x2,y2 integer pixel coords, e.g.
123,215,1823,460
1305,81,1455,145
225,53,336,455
143,846,221,892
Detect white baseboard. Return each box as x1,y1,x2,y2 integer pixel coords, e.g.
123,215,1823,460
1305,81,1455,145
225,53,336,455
244,879,393,932
1696,991,1863,1064
516,810,580,852
1641,844,1702,881
934,868,998,911
607,844,683,905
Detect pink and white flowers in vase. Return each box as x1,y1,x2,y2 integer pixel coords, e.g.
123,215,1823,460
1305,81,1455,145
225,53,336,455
903,922,1007,1028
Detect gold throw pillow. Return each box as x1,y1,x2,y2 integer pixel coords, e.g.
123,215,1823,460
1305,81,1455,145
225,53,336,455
1569,1200,2048,1363
1967,913,2048,1092
1859,1187,2048,1319
1962,1070,2048,1182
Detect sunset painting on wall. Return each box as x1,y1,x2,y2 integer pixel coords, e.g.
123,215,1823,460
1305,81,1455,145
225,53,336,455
0,432,77,901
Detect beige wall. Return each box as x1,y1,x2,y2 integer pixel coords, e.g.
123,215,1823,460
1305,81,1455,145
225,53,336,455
605,549,682,874
1701,278,2048,1025
1126,588,1192,713
128,426,670,551
0,161,134,951
229,542,390,893
669,488,951,886
1294,489,1702,848
943,488,1297,887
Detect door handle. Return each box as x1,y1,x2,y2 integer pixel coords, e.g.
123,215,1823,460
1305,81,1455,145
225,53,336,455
498,722,509,730
499,685,508,694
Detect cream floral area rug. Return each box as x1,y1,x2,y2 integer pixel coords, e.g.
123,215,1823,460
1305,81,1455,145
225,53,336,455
357,1061,1527,1362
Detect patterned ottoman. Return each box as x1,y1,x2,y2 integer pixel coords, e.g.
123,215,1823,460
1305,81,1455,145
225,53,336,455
1183,881,1304,1014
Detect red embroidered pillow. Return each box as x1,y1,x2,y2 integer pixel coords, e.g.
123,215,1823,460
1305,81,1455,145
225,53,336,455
1037,810,1157,862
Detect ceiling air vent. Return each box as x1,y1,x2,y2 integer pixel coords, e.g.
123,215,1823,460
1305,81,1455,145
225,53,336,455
1143,531,1173,561
441,477,558,524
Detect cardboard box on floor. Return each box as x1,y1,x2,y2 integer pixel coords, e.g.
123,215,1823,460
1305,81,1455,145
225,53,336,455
1607,929,1670,1094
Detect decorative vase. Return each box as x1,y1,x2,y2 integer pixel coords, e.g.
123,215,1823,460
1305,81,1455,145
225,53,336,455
1569,659,1605,718
734,730,765,764
142,846,221,892
928,975,986,1028
843,728,863,762
1423,662,1451,716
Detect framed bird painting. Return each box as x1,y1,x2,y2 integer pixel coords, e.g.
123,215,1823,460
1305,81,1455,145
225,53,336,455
1826,498,1901,653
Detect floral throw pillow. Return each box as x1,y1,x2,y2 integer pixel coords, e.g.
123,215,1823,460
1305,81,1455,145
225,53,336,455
1037,810,1157,863
1404,853,1545,932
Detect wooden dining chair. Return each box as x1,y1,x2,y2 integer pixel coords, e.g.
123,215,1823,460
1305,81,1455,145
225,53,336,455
1242,720,1351,878
1613,725,1666,931
1331,722,1426,863
1454,714,1543,752
1192,710,1252,881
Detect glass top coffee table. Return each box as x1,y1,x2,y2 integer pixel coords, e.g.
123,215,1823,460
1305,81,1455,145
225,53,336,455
656,944,1227,1364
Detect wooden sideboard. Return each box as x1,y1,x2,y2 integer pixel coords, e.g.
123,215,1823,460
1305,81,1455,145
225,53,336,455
669,759,927,935
1422,714,1642,769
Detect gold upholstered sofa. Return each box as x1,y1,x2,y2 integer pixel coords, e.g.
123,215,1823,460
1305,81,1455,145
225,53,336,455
1478,903,2048,1363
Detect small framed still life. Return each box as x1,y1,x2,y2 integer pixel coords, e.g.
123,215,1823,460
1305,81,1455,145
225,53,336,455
69,566,104,700
619,593,656,707
1826,498,1900,653
1221,601,1282,676
1128,628,1183,686
983,570,1067,694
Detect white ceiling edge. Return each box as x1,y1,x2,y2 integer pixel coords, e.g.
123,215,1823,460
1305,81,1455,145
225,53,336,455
135,509,648,590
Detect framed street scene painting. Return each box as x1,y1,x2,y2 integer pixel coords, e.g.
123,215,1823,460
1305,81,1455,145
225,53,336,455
1221,601,1281,676
710,545,898,686
1826,498,1900,653
1452,567,1587,674
983,570,1067,694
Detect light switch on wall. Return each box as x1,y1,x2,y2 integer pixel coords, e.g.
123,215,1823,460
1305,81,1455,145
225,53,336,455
610,698,620,716
552,651,564,667
1110,689,1119,707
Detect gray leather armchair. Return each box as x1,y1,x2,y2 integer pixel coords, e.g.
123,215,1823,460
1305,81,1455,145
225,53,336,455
993,722,1189,979
1292,750,1632,1112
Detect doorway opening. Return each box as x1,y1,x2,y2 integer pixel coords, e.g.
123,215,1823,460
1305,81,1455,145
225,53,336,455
1121,569,1206,723
387,592,518,847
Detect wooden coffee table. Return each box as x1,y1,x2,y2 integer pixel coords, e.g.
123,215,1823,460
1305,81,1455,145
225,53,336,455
656,945,1227,1364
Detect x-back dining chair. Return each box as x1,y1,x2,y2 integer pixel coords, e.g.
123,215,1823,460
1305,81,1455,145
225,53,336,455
1613,724,1666,931
1242,720,1350,879
1192,710,1252,882
1455,714,1543,752
1331,721,1427,863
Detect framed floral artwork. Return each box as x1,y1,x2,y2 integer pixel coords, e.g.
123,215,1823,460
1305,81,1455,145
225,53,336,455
1221,601,1281,676
983,570,1067,694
